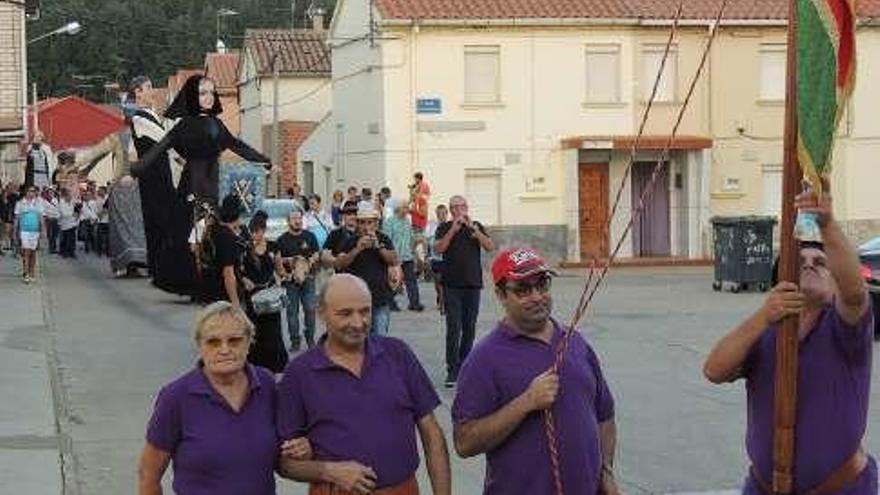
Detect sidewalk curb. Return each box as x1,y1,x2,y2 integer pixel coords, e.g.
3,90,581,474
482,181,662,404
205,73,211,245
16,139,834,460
39,256,80,495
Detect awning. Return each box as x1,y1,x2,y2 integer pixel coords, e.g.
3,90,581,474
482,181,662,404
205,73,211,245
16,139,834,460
561,135,713,151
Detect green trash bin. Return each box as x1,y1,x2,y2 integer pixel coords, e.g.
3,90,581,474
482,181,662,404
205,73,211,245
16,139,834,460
711,216,777,293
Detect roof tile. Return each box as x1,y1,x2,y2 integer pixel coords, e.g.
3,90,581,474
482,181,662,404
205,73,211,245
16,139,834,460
205,52,241,90
373,0,879,21
244,29,331,77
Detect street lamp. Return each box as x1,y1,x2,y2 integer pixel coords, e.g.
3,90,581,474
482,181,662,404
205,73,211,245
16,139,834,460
27,20,83,139
216,8,239,47
27,20,82,45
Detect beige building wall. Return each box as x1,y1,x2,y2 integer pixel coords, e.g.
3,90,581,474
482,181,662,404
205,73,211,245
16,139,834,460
837,28,880,243
238,50,331,154
378,25,644,226
317,1,880,259
707,26,880,244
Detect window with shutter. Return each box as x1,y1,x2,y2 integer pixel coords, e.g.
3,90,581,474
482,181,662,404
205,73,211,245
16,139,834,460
464,46,501,104
642,44,678,102
759,44,786,102
585,45,622,103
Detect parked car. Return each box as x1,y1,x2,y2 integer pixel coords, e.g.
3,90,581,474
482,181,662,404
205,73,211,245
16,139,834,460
858,237,880,339
258,198,302,242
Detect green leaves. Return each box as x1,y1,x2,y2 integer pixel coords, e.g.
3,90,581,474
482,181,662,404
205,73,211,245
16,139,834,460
28,0,337,100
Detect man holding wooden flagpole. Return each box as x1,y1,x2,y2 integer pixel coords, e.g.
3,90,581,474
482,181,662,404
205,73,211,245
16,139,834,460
704,0,875,494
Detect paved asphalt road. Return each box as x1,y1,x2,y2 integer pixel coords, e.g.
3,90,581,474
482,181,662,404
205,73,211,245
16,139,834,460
5,252,880,494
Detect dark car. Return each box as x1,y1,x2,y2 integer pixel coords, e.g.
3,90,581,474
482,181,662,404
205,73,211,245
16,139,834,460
858,237,880,339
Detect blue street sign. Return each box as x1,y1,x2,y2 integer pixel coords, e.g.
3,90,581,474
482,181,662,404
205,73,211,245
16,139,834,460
416,98,442,114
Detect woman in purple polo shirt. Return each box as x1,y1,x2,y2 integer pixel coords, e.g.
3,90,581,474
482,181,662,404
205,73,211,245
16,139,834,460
137,302,310,495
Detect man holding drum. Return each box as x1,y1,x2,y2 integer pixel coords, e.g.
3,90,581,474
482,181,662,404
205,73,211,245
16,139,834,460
275,209,321,352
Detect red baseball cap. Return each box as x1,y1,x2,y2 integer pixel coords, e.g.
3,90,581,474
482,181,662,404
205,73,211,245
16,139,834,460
491,247,558,285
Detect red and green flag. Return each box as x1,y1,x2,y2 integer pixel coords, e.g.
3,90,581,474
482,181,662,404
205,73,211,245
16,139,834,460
797,0,856,195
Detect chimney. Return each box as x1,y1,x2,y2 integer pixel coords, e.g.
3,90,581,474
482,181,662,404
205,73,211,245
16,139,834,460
310,5,326,32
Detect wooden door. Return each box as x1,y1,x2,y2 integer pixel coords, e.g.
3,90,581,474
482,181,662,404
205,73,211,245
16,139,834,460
578,163,609,260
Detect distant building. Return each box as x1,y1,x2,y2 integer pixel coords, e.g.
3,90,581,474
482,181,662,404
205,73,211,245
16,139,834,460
0,3,26,183
238,22,331,196
300,0,880,263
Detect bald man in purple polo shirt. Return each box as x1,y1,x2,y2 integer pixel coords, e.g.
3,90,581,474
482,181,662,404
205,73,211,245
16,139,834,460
452,247,619,495
277,274,451,495
705,188,876,495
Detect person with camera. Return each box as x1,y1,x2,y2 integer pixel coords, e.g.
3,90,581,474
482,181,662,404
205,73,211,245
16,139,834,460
334,202,400,336
274,209,321,352
434,195,496,387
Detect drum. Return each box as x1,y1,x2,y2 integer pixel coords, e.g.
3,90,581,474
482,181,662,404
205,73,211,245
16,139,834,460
251,286,288,315
282,255,312,285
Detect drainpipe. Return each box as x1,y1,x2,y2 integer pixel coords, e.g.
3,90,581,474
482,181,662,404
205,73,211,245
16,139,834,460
702,20,717,257
32,82,39,134
271,49,280,196
410,23,419,177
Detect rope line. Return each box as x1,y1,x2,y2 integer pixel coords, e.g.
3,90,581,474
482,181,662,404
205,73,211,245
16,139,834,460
542,0,730,492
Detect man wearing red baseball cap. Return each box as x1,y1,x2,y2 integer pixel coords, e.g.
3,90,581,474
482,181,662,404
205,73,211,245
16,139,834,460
452,247,619,495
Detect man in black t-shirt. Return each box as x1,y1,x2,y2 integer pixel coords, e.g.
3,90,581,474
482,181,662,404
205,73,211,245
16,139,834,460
274,209,320,351
321,200,358,265
333,202,399,335
203,195,246,305
434,195,496,387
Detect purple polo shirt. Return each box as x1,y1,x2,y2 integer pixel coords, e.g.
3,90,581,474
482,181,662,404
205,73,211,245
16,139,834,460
452,319,615,495
743,304,877,495
277,335,441,488
145,363,279,495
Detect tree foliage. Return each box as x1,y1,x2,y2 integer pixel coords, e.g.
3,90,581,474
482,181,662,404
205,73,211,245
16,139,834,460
28,0,335,101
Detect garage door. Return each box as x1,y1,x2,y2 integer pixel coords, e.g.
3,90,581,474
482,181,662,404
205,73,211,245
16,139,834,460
465,173,501,226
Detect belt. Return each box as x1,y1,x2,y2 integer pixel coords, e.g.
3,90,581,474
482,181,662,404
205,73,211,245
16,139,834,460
309,475,418,495
751,448,867,495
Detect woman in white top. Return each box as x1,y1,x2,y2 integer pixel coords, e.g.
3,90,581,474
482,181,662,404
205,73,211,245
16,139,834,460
41,189,61,254
303,194,333,250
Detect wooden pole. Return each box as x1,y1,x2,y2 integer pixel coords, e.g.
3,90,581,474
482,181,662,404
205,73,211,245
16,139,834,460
772,0,801,493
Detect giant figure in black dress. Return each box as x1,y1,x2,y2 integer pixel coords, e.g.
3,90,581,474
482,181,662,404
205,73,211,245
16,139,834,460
132,75,271,296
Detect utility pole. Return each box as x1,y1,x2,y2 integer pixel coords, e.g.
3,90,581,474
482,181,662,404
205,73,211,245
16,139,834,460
291,1,297,28
272,50,280,197
31,82,38,134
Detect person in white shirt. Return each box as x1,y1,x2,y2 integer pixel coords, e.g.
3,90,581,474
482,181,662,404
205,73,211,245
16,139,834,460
58,188,79,259
25,132,57,190
95,186,110,256
304,194,333,250
41,188,61,254
13,186,46,283
79,190,99,254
